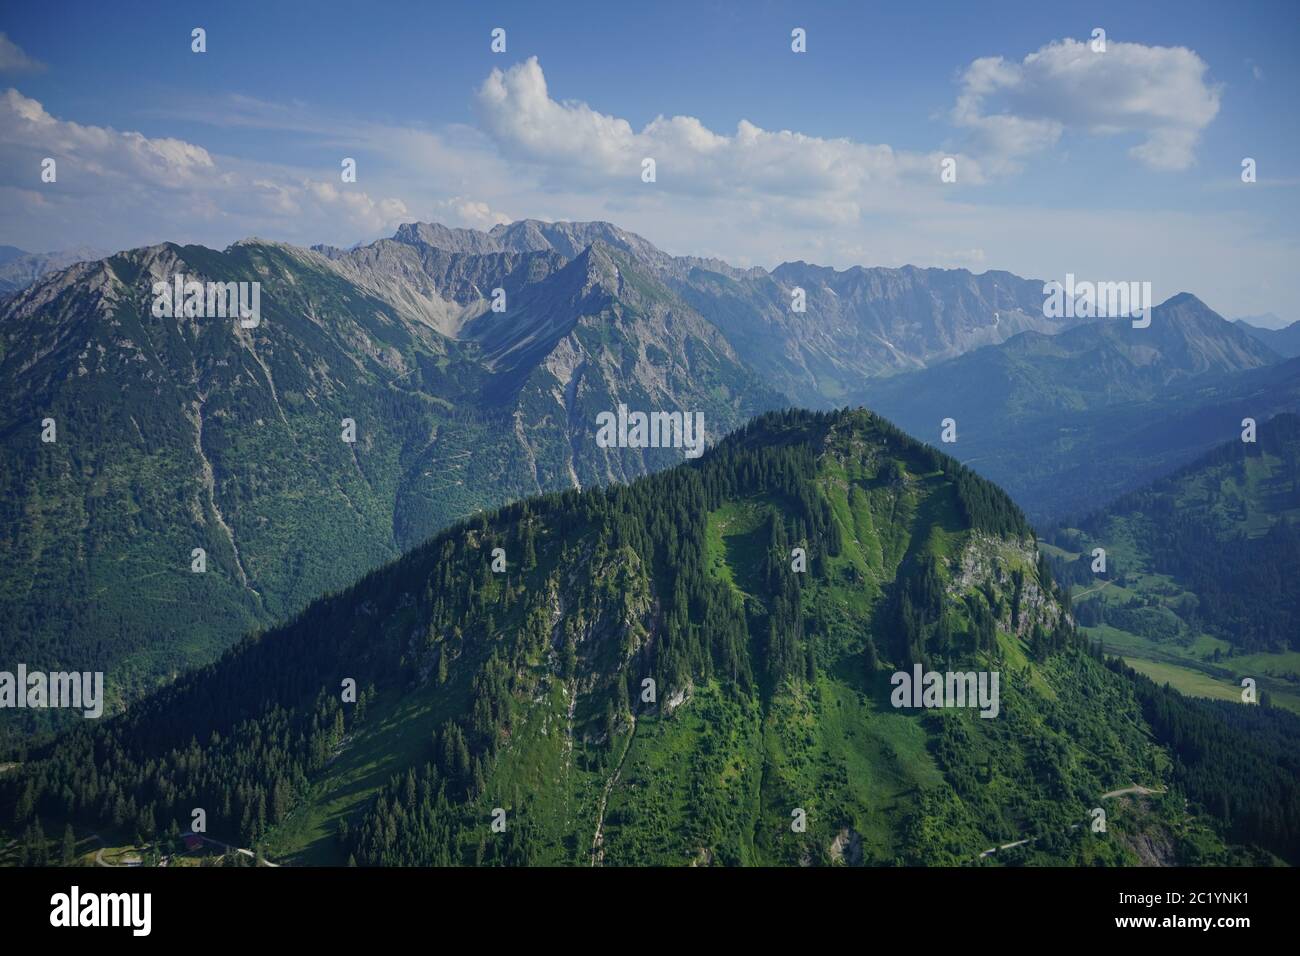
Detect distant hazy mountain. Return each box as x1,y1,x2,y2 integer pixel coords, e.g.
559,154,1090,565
0,245,107,296
857,294,1292,522
1236,318,1300,358
0,245,27,267
378,219,1076,401
1235,311,1292,331
315,223,783,484
676,260,1072,401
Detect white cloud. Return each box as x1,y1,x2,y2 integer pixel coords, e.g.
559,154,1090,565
0,33,44,74
475,57,980,199
440,196,512,229
0,89,412,249
1,43,1292,322
2,89,214,187
953,38,1221,171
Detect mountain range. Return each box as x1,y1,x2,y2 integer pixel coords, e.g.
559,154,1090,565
0,230,776,729
0,218,1294,736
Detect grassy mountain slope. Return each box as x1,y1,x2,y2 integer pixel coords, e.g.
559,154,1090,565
2,409,1259,867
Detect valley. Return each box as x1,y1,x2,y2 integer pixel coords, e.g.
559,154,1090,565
1045,414,1300,713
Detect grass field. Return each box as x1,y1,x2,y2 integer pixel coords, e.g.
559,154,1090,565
1083,623,1300,714
1121,658,1246,704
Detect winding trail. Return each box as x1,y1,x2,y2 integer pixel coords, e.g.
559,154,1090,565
1072,580,1114,601
979,785,1167,859
1100,784,1163,800
199,834,281,867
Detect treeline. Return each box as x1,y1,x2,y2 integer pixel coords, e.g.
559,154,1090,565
1134,518,1300,652
1116,658,1300,864
863,411,1032,540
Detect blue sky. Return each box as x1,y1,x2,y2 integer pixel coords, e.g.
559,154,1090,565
1,0,1297,321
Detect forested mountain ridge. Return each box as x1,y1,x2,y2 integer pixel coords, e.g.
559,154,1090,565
4,408,1276,867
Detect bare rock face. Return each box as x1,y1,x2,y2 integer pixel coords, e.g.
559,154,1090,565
950,532,1065,636
829,827,864,865
340,218,1077,404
